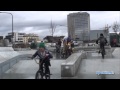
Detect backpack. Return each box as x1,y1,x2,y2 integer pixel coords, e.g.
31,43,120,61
100,37,106,44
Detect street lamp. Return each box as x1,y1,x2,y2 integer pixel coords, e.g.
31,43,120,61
0,12,13,46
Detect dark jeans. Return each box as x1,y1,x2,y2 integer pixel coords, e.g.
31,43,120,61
100,43,105,53
39,59,50,75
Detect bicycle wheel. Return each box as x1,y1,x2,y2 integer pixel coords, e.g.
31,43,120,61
45,72,50,79
44,66,50,79
35,70,43,79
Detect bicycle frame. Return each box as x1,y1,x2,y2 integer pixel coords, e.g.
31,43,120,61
27,56,51,79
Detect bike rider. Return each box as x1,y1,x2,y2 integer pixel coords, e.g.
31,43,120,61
56,39,62,53
71,40,74,53
39,41,46,49
96,33,108,55
62,36,72,55
67,35,72,44
31,43,53,76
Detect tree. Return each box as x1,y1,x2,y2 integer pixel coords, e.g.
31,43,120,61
112,22,119,34
112,22,120,39
112,22,120,45
49,20,56,38
49,20,57,46
30,42,37,49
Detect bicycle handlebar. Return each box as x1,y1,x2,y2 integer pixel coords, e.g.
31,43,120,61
27,56,40,64
27,56,48,65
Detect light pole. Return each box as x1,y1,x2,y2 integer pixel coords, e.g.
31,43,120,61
0,12,13,46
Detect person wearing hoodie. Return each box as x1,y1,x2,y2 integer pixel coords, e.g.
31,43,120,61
96,33,108,54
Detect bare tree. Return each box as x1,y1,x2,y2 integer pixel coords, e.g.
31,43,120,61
49,20,56,37
49,20,56,45
104,24,111,37
112,22,119,33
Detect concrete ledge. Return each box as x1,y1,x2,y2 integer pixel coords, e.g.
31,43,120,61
61,51,86,77
14,48,31,51
0,47,14,51
0,57,18,75
47,46,112,53
85,48,113,58
0,47,31,76
0,54,32,76
10,59,17,68
74,46,111,51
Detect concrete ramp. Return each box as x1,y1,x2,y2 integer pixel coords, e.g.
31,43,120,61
0,52,19,61
72,58,120,79
0,60,65,79
62,48,120,79
0,56,6,63
17,50,36,55
0,47,14,51
0,47,19,62
61,51,87,77
0,47,20,75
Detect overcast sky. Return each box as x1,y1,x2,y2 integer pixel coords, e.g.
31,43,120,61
0,11,120,39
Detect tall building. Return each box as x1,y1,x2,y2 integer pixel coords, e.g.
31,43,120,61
67,12,90,41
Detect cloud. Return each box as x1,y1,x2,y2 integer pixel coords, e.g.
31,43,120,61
0,11,120,39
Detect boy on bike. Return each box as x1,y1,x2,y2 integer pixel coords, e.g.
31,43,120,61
31,43,53,76
96,33,108,55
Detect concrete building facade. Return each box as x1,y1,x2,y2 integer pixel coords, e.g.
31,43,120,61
23,33,40,44
6,32,40,44
7,32,26,43
90,29,110,43
67,12,90,41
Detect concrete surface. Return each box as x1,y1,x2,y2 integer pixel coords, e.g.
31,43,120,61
14,48,31,51
62,48,120,79
0,47,19,62
0,47,14,51
61,51,86,77
0,60,65,79
0,51,65,78
0,47,119,79
0,47,20,75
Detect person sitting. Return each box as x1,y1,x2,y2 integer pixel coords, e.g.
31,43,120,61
31,43,53,77
96,33,108,55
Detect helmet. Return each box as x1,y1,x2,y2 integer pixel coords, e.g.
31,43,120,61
39,43,45,49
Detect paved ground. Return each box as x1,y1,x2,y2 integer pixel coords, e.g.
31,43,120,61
1,47,120,79
0,52,65,79
62,48,120,79
1,60,64,79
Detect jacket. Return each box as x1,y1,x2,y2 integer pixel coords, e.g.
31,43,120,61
32,50,53,60
96,36,107,44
